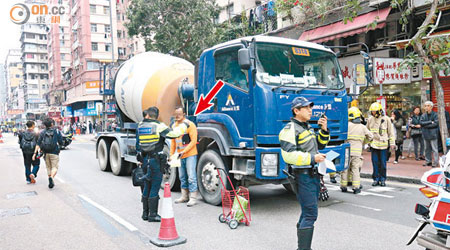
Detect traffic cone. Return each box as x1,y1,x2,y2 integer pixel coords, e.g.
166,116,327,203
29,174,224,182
0,133,3,143
149,182,187,247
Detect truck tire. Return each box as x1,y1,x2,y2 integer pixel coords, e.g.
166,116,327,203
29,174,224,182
110,140,130,176
197,150,230,206
161,145,180,191
97,139,110,171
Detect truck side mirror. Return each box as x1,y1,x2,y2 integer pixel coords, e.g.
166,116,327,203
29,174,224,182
238,48,251,70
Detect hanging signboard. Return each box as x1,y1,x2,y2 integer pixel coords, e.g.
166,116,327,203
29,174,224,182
373,58,411,84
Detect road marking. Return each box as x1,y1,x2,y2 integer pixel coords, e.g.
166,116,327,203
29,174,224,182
366,187,396,193
342,202,381,212
78,194,138,232
358,191,394,198
55,176,65,183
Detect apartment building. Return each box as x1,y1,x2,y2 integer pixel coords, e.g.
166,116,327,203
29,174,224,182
3,49,25,123
20,23,49,116
47,0,71,108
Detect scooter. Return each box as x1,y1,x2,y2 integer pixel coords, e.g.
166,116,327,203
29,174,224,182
60,128,73,149
407,150,450,249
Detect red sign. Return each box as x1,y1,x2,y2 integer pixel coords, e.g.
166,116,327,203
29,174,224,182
433,200,450,225
48,111,61,118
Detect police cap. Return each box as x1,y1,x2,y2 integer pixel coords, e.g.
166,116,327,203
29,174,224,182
291,96,314,110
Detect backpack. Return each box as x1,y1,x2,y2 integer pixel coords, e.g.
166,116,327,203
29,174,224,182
41,129,57,153
21,131,36,154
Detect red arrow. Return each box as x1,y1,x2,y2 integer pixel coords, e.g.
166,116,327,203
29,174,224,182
194,80,225,116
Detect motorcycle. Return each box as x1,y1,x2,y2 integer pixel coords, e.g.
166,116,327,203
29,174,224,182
407,150,450,249
60,128,73,149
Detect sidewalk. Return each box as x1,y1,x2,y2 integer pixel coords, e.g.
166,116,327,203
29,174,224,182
71,133,97,143
360,139,432,184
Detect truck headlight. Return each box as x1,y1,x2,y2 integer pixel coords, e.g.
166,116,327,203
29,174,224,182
261,153,278,177
344,147,350,170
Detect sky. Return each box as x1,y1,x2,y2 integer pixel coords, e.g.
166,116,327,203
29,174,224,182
0,0,23,64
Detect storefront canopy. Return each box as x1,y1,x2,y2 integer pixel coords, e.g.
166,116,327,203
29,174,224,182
63,95,103,105
299,7,391,43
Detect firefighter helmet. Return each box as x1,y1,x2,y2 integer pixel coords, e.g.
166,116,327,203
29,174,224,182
369,102,382,112
348,107,362,120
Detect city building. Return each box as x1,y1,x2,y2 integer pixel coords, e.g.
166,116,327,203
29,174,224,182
20,22,49,119
4,49,25,124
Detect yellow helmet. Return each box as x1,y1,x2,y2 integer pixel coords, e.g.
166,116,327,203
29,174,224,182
348,107,362,120
369,102,382,112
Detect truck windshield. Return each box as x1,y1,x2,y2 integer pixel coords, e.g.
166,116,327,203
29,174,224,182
255,43,344,90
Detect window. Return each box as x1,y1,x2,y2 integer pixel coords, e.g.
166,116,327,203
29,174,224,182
59,26,64,33
105,43,111,52
117,30,122,38
91,24,97,33
91,42,98,51
60,40,64,46
226,4,234,18
105,24,110,33
60,54,65,60
103,6,110,15
41,64,47,70
31,74,36,79
87,61,100,70
116,11,120,21
90,5,96,14
214,48,248,91
26,33,35,39
40,74,45,79
118,47,126,56
15,74,20,78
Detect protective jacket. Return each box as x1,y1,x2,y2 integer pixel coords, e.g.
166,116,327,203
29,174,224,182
366,115,395,150
348,120,373,156
279,118,330,168
136,119,187,154
170,119,198,159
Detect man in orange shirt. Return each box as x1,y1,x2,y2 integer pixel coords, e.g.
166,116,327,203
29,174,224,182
170,107,199,207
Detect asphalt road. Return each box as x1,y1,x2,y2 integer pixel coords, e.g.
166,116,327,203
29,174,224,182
0,133,429,250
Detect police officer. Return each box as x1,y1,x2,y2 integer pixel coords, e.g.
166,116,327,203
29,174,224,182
136,107,187,222
366,102,395,186
341,107,373,194
279,97,330,250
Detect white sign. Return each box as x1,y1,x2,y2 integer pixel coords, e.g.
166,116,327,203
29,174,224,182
373,58,411,84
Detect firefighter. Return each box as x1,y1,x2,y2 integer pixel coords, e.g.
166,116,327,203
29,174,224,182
136,107,187,222
366,102,395,187
341,107,373,194
279,96,329,250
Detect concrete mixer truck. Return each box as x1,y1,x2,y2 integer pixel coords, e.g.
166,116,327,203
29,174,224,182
96,35,358,205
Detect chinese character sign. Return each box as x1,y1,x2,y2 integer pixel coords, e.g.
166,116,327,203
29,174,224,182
373,58,411,84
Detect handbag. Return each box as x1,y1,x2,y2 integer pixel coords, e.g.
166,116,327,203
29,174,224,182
132,166,145,187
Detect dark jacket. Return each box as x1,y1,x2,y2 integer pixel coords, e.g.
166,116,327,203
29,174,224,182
393,118,404,143
37,128,63,155
410,114,422,137
420,111,439,140
18,129,39,154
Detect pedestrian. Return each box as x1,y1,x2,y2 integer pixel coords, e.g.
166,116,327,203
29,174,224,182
136,107,187,222
341,107,373,194
405,114,414,158
171,107,199,207
18,121,40,184
367,102,396,186
279,96,329,250
391,109,405,164
420,101,439,167
34,118,63,189
410,106,425,161
93,122,97,133
88,121,93,134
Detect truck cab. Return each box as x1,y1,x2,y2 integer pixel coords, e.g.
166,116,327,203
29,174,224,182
186,36,351,205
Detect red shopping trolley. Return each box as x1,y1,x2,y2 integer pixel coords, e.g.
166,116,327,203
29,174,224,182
216,168,251,229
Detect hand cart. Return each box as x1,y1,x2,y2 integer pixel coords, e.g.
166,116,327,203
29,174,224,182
216,168,251,229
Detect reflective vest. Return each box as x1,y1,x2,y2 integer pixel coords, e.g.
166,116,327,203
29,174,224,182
348,121,373,156
137,119,188,154
171,120,191,152
279,118,330,168
366,115,395,150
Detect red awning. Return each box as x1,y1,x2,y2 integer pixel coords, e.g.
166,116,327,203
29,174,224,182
299,8,391,43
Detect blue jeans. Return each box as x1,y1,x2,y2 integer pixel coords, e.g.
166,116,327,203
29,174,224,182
296,172,320,229
178,155,198,192
142,156,162,198
23,153,40,182
371,148,387,182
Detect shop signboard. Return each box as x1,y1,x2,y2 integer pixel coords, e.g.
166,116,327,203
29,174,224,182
85,81,100,94
422,64,449,79
27,98,47,104
73,101,99,117
7,109,24,115
62,106,73,117
373,58,411,84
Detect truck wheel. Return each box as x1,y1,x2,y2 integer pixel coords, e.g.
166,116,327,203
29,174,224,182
197,150,230,206
110,140,130,176
161,145,180,191
97,139,110,171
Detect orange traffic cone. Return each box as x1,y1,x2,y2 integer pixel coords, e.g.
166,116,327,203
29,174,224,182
149,182,187,247
0,133,4,143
